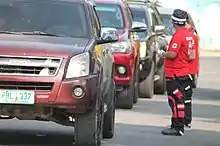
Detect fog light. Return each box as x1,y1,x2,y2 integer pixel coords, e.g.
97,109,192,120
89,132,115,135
73,87,84,98
118,66,126,74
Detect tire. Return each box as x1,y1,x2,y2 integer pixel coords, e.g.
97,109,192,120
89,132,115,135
75,98,103,146
154,65,166,94
139,61,154,99
133,68,139,104
103,81,116,139
116,84,134,109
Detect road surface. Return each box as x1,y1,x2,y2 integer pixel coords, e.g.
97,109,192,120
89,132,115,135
0,54,220,146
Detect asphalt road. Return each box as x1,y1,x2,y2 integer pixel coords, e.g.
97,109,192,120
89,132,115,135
0,55,220,146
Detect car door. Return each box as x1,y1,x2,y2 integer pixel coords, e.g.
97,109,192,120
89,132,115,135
93,5,114,97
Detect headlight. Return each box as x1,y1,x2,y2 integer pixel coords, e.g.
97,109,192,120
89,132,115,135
65,52,90,78
111,41,131,53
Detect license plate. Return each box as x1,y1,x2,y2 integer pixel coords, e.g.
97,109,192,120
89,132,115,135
0,90,35,104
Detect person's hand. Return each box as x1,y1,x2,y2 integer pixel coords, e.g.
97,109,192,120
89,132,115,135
157,49,165,57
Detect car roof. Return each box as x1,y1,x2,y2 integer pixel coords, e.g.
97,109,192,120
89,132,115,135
53,0,94,4
157,7,173,15
127,2,147,9
93,0,123,5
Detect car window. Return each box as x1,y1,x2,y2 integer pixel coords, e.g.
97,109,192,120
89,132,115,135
95,4,124,29
161,14,174,35
130,7,148,24
129,6,149,39
0,0,89,38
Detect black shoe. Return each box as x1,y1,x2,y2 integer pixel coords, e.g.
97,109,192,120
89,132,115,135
161,128,184,136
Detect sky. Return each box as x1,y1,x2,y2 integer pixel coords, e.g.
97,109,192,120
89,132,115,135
159,0,220,50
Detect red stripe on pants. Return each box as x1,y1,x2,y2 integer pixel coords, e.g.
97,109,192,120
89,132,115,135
168,96,177,118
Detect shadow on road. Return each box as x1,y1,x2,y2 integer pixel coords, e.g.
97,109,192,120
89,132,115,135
0,129,74,145
108,123,220,146
0,123,219,146
131,98,220,120
194,87,220,101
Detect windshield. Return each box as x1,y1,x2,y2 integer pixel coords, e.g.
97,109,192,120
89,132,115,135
130,7,148,24
130,7,148,39
161,14,174,35
95,4,124,29
0,0,89,38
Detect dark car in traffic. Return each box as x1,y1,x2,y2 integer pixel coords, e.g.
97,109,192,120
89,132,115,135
0,0,118,145
127,0,167,98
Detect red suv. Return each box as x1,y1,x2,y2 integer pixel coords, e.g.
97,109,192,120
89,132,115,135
0,0,118,145
95,0,142,109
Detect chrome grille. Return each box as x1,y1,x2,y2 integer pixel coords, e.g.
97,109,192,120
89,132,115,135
0,81,53,91
0,55,62,76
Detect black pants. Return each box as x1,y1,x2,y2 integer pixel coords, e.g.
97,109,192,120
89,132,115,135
184,75,194,125
166,76,191,132
190,74,196,88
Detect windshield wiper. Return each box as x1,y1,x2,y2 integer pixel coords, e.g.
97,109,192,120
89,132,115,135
0,31,22,35
0,31,65,37
21,31,66,37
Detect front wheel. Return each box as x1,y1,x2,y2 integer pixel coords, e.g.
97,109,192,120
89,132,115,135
139,61,154,99
154,65,166,94
116,84,134,109
75,99,103,146
133,68,139,104
103,81,116,139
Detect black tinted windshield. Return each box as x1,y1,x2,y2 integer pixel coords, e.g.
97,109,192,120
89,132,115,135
130,7,148,39
130,7,148,24
95,4,124,29
0,0,89,38
161,14,174,35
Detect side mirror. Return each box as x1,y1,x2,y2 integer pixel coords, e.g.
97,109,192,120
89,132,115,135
130,21,148,33
97,27,119,44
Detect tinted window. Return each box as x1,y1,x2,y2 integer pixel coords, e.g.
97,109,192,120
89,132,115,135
161,14,174,35
95,4,124,29
0,0,89,38
130,7,148,24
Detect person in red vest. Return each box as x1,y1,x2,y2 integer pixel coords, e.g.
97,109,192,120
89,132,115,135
183,12,199,130
157,9,194,136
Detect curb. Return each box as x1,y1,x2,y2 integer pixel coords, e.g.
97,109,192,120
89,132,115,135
199,50,220,57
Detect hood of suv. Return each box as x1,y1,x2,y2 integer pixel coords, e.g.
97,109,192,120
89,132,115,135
0,34,90,58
